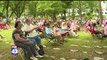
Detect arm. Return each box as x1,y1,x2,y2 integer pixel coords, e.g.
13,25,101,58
14,34,29,42
24,25,37,33
53,27,56,35
26,27,36,33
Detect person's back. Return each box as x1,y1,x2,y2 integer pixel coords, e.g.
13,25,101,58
3,18,7,24
45,27,52,34
45,26,53,38
92,23,102,35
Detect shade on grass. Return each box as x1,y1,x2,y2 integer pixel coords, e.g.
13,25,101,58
0,28,107,60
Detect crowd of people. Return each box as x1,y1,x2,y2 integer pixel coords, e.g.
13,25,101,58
84,19,107,37
0,17,11,39
0,16,107,60
12,17,81,60
0,17,11,30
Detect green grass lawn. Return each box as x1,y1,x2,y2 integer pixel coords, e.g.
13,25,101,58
0,28,107,60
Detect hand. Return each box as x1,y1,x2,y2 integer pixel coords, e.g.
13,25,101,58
34,26,38,29
26,38,30,42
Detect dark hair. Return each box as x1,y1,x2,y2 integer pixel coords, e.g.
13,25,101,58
46,24,50,27
92,23,96,27
14,21,21,28
106,22,107,25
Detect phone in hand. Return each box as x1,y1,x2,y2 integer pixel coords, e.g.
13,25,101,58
11,45,18,57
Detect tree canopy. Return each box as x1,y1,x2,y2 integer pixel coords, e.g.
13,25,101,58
0,1,105,21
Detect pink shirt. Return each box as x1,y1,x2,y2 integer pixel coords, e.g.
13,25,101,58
104,25,107,35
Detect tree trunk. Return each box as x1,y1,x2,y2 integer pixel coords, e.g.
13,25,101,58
33,14,36,18
79,1,82,20
2,4,5,14
98,0,103,21
69,8,71,16
10,1,20,18
9,11,14,18
52,12,57,22
19,1,25,18
72,8,75,17
61,13,63,17
10,1,25,18
6,1,9,18
63,10,66,21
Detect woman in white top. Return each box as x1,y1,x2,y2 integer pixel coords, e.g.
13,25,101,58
24,19,42,47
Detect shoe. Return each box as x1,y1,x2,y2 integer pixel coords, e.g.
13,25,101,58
33,57,38,60
36,55,43,58
30,57,38,60
37,47,40,51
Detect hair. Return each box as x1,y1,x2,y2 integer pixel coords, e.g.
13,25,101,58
46,24,50,27
25,19,29,23
14,21,21,28
106,22,107,25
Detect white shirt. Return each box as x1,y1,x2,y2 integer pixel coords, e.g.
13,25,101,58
24,24,38,37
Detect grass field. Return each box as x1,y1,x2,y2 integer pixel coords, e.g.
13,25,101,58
0,28,107,60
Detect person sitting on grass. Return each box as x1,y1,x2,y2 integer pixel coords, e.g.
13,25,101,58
0,17,5,30
52,23,64,44
76,21,80,31
61,21,68,32
69,21,78,37
36,20,44,32
84,20,89,32
12,21,43,60
45,24,54,38
5,21,12,29
92,23,102,35
43,18,50,26
61,21,70,37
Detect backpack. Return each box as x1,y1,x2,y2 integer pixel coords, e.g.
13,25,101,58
38,45,45,55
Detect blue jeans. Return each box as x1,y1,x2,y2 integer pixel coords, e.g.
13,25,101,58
14,40,37,59
29,36,41,46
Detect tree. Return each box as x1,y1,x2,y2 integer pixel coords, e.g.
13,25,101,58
28,1,38,18
50,1,65,21
10,1,26,18
6,1,9,18
36,1,65,22
0,1,101,21
0,1,10,18
98,0,103,21
61,1,72,20
84,1,98,19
